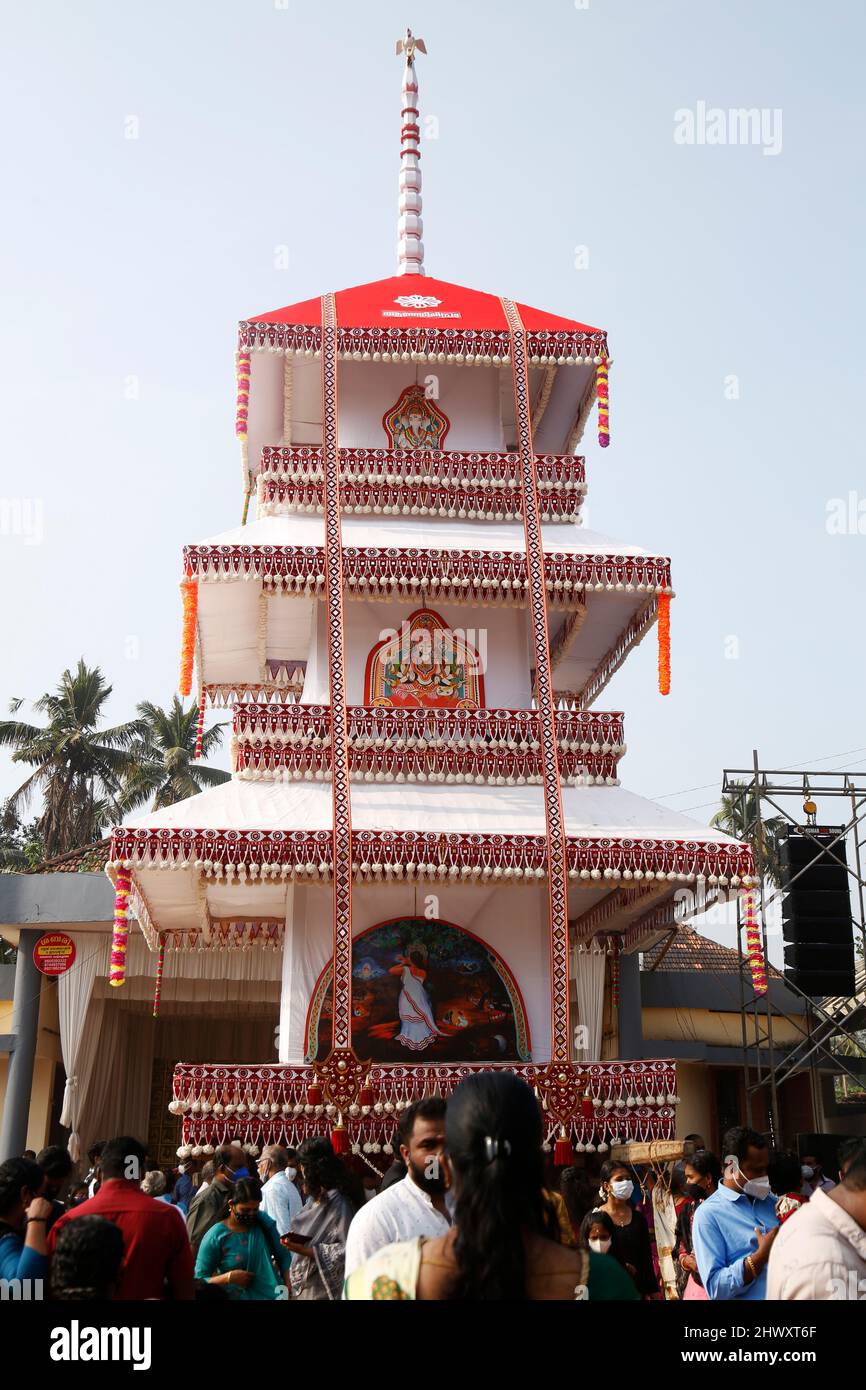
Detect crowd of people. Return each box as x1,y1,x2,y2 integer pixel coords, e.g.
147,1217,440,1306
1,1074,865,1301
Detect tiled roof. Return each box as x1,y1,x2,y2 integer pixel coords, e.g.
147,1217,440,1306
25,840,112,875
642,924,781,978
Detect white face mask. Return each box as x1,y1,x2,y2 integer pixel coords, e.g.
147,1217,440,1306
801,1165,814,1181
738,1170,771,1200
589,1238,612,1255
610,1179,634,1201
286,1167,298,1181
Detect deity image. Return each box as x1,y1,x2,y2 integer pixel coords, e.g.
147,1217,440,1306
382,383,450,451
365,608,484,709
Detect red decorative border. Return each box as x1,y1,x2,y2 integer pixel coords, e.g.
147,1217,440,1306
259,444,585,492
238,321,609,366
235,741,621,785
109,822,750,878
320,293,353,1052
109,828,755,883
171,1058,677,1150
503,297,571,1063
259,476,583,524
233,703,625,748
183,543,672,599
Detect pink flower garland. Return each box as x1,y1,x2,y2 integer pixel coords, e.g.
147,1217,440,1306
110,870,131,988
743,890,768,995
235,351,251,441
596,359,610,448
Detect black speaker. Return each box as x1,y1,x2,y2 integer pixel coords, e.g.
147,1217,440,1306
780,827,854,998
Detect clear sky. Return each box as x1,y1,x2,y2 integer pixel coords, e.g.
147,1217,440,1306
1,0,864,945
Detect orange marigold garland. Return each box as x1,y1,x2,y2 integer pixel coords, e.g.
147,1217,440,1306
596,358,610,448
153,935,165,1017
742,890,768,996
110,870,131,988
657,592,671,696
179,579,198,697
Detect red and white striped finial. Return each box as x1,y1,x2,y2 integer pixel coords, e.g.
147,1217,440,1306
395,29,427,275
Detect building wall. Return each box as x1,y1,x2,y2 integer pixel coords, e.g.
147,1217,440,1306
672,1061,716,1144
643,1006,803,1049
0,971,62,1154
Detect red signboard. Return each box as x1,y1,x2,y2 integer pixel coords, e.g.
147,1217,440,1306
33,932,76,977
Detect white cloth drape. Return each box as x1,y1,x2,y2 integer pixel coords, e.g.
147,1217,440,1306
572,944,606,1061
58,935,111,1160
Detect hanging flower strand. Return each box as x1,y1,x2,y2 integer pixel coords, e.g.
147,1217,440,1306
236,350,251,499
657,592,671,696
193,698,205,760
179,579,198,697
596,359,611,448
110,870,131,988
153,935,166,1017
743,890,768,996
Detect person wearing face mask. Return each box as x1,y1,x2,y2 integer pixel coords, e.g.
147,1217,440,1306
800,1153,836,1197
692,1126,779,1299
258,1144,303,1238
675,1151,722,1300
195,1177,291,1300
595,1161,659,1298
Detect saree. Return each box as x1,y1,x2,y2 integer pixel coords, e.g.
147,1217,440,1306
289,1190,356,1301
344,1237,606,1301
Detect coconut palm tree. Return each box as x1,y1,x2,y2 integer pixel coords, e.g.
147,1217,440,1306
0,661,141,859
711,784,786,886
119,696,229,811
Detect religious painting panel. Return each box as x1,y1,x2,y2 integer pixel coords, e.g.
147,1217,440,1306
306,917,530,1063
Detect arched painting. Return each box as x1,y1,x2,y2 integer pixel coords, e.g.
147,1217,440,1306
306,917,530,1063
364,608,485,709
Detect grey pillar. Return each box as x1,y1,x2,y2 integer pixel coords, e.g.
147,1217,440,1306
0,929,43,1161
617,950,643,1060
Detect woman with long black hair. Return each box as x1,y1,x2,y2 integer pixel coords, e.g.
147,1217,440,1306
344,1072,636,1300
281,1137,361,1300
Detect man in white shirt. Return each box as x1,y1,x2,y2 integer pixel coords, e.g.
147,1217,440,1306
768,1141,866,1300
344,1096,450,1279
257,1144,303,1237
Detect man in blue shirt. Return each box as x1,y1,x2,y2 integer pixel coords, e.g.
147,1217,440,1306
692,1125,779,1299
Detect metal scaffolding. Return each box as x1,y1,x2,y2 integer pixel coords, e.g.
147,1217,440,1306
720,752,866,1145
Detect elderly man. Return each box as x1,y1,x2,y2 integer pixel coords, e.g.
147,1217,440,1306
768,1140,866,1299
692,1125,779,1299
257,1144,303,1237
344,1096,450,1280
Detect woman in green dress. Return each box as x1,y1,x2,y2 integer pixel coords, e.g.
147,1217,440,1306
195,1177,291,1300
344,1072,638,1301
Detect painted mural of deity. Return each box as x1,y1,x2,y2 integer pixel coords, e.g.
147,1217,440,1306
382,383,450,451
364,608,484,709
306,917,531,1063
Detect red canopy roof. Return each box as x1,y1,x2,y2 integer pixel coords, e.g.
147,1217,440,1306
249,274,602,334
241,275,608,364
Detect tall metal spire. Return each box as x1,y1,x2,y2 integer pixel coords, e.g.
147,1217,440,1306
395,29,427,275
